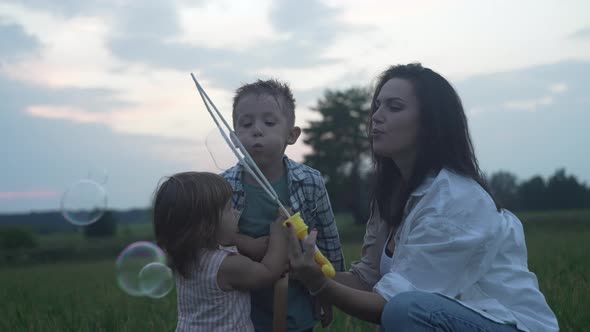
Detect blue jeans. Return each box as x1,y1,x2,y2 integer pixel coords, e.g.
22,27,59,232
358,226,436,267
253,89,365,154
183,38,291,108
381,291,520,332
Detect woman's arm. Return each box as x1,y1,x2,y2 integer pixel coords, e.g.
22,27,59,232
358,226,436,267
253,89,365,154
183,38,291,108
347,201,386,289
310,271,372,328
312,177,345,271
310,274,386,324
287,227,385,323
334,271,373,291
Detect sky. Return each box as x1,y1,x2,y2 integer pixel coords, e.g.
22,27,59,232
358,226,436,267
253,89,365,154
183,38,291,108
1,0,589,213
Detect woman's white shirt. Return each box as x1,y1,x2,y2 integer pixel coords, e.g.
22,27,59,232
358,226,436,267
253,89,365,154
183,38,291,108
354,168,558,332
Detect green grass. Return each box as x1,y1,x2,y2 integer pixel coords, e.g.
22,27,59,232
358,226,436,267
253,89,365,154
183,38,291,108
519,211,590,329
0,210,588,331
0,260,176,332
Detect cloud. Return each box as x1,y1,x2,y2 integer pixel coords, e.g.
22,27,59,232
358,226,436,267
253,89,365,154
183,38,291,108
0,4,124,90
26,105,108,124
456,60,590,184
174,1,284,51
503,96,553,112
458,60,589,114
0,5,235,141
569,26,590,40
106,0,352,90
113,1,181,39
0,71,127,113
1,0,105,17
549,82,568,94
269,0,341,46
500,82,568,112
0,1,354,146
0,20,40,59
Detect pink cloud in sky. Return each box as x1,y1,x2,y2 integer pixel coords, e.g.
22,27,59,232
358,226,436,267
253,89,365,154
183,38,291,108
26,105,108,124
0,190,59,199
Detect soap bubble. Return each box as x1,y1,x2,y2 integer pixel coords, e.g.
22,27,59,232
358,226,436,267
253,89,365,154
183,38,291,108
61,179,107,226
115,241,171,297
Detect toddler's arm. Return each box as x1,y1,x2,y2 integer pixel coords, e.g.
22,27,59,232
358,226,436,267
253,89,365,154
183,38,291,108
234,233,269,262
219,218,287,290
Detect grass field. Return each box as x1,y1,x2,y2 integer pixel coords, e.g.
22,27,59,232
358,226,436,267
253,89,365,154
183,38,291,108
1,210,588,331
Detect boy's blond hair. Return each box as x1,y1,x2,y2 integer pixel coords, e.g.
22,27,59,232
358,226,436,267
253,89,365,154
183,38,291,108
232,79,296,127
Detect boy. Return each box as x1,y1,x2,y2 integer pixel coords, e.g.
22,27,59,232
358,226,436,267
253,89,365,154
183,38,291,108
222,79,344,332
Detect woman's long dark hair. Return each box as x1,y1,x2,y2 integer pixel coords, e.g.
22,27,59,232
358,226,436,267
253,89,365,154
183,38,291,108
153,172,233,278
368,63,499,227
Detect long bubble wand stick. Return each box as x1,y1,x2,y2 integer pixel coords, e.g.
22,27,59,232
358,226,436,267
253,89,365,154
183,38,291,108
190,73,290,218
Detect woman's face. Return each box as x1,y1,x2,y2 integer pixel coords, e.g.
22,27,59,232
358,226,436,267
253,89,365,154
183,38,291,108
371,78,420,161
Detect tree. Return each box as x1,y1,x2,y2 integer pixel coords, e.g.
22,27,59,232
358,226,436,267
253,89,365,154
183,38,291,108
518,176,547,210
545,169,587,210
0,227,37,250
303,87,372,223
488,171,519,210
84,211,117,238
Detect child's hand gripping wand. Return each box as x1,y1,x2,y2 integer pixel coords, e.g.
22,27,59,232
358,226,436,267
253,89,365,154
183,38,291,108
283,213,336,278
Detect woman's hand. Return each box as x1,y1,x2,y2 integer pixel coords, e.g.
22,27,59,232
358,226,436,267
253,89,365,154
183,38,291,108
286,225,326,291
287,223,386,324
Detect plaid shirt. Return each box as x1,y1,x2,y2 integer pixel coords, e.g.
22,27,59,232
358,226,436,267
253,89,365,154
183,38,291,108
222,156,345,272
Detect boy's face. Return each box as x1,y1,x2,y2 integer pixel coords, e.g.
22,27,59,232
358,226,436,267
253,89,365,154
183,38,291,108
233,94,300,166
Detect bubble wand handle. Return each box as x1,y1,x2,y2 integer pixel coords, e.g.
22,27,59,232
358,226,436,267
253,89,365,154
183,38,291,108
284,212,336,278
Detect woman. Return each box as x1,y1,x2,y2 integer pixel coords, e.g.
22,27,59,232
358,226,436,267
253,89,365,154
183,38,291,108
286,63,558,331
